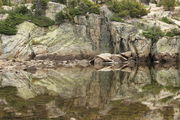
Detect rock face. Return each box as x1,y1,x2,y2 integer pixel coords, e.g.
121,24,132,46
0,22,43,60
32,23,95,60
0,22,96,61
153,36,180,62
45,2,66,20
0,4,179,62
110,22,152,60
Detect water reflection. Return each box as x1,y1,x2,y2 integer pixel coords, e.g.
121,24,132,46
0,64,179,120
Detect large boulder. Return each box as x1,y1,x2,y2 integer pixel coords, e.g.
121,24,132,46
45,2,66,20
0,22,45,60
32,23,95,60
153,36,180,62
0,20,100,61
110,22,152,60
74,13,112,53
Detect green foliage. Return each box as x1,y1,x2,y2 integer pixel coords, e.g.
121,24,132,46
2,0,11,6
0,6,30,35
160,17,174,24
31,16,55,27
176,0,180,6
55,0,100,24
55,10,71,24
110,14,123,22
0,21,17,35
143,26,164,42
52,0,66,4
158,0,176,11
13,6,30,15
0,0,3,7
0,9,9,14
165,28,180,37
0,6,54,35
107,0,148,18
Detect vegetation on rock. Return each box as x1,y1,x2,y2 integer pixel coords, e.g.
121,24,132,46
110,14,123,22
55,0,100,24
1,0,11,6
107,0,148,19
0,6,54,35
160,17,174,24
33,0,49,16
157,0,176,11
143,26,164,42
165,28,180,37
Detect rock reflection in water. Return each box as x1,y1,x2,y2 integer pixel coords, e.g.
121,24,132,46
0,64,179,120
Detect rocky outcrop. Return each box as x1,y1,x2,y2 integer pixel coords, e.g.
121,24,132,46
0,22,43,60
110,22,152,60
153,36,180,62
45,2,66,20
0,3,179,63
32,23,95,60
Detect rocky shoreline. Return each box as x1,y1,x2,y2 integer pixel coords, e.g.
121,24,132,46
0,53,179,73
0,2,179,67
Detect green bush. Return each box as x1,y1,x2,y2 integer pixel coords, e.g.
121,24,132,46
0,21,17,35
165,28,180,37
55,10,72,24
143,26,164,42
0,6,54,35
160,17,174,24
110,14,123,22
158,0,176,11
107,0,148,18
176,0,180,6
52,0,66,4
2,0,11,6
31,16,55,27
14,6,31,15
55,0,100,24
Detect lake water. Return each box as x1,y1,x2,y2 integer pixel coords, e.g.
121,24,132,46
0,63,179,120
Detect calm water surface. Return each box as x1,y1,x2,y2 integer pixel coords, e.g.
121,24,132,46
0,64,179,120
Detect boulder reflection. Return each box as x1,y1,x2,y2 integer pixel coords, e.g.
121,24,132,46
0,64,179,120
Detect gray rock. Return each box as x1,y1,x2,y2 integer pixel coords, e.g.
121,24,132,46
110,22,151,59
45,2,66,20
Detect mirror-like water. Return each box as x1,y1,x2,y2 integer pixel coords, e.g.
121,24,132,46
0,64,179,120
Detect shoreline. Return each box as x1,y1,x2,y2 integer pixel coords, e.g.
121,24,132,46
0,56,179,72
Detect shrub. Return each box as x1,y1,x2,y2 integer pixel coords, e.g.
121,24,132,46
52,0,66,4
160,17,174,24
0,21,17,35
110,14,123,22
0,6,54,35
55,0,100,24
143,26,164,42
31,16,55,27
13,6,30,15
107,0,148,18
6,13,29,26
2,0,11,6
158,0,176,11
165,28,180,37
176,0,180,6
